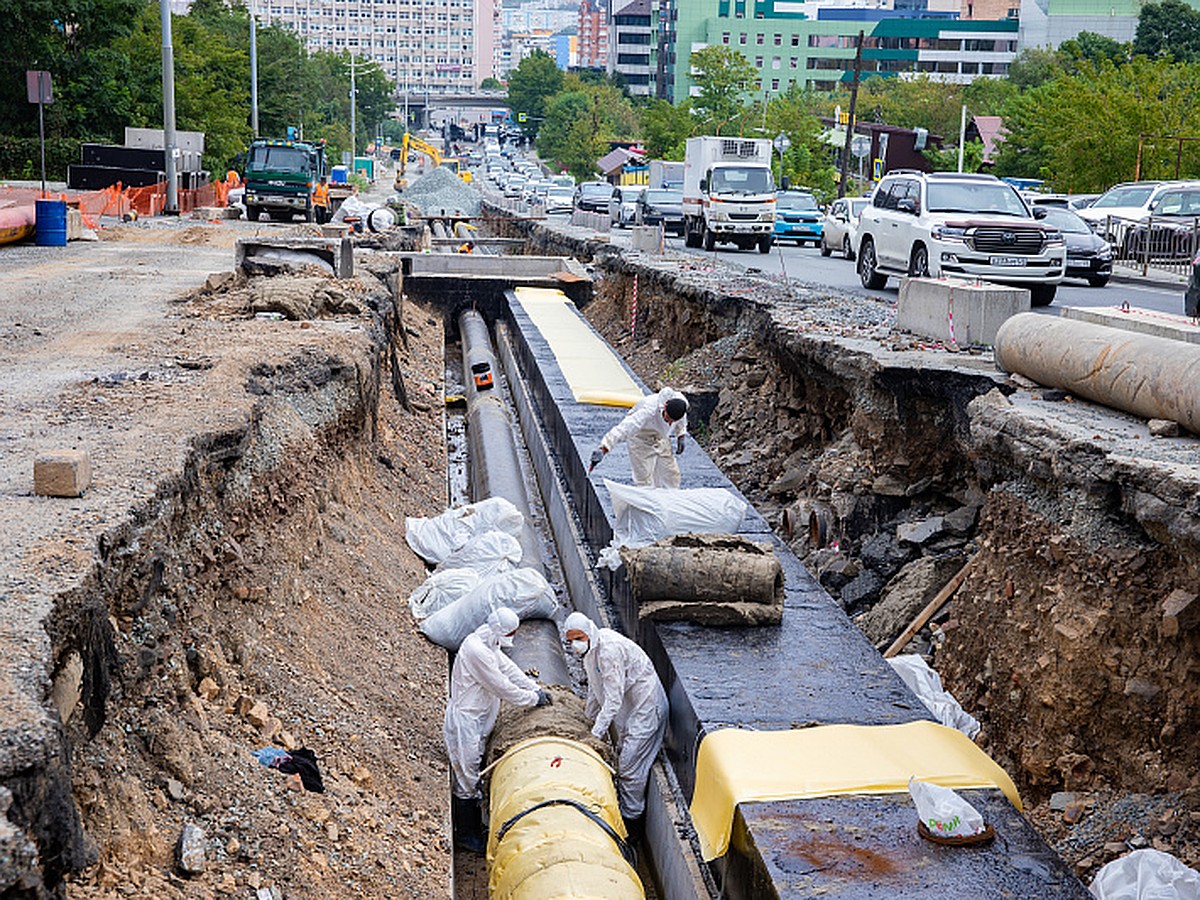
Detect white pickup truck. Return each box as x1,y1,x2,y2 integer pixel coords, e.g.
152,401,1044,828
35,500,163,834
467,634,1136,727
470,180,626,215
682,136,776,253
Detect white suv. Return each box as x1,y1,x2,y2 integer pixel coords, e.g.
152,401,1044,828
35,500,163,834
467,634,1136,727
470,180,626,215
856,172,1066,306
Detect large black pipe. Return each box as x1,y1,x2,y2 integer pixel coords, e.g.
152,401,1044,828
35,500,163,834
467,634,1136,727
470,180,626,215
459,309,569,687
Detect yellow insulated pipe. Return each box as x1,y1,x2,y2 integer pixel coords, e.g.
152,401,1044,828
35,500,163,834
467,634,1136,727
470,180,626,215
486,736,644,899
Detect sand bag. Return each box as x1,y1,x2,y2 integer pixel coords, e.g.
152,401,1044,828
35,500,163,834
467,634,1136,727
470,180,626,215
404,497,525,564
887,655,981,740
1090,849,1200,900
620,534,783,626
408,568,481,621
434,531,522,578
598,480,747,569
420,568,557,650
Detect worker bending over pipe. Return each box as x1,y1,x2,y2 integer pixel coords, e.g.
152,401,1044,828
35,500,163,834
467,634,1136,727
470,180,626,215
590,388,689,489
565,611,668,842
445,607,552,853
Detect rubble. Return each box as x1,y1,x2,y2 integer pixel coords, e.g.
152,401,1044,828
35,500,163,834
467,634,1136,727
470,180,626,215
401,166,482,217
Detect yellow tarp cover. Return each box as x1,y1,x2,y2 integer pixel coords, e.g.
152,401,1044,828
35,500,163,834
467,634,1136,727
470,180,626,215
513,286,643,408
689,720,1022,861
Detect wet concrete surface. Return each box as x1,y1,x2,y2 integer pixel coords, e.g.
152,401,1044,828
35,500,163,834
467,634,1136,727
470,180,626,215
501,288,1088,896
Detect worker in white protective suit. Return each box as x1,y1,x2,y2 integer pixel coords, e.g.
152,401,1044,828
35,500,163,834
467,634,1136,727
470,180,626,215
564,611,668,842
590,388,688,489
444,607,551,852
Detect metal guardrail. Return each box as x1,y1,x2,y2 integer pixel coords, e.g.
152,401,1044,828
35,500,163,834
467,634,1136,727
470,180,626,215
1101,213,1198,279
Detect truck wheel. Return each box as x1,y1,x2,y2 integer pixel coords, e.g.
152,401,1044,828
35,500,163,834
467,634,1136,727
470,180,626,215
245,204,260,222
684,220,700,248
1030,284,1057,307
702,226,715,252
758,235,772,254
858,238,888,289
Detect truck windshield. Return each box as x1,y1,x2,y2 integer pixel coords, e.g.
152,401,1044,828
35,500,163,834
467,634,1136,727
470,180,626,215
247,146,310,174
711,167,774,195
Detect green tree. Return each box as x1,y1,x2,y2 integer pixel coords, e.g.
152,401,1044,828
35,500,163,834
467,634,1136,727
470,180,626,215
1135,0,1200,61
640,98,694,159
480,77,504,90
536,81,637,180
1006,48,1063,90
762,86,837,198
689,46,756,134
507,51,563,138
1059,31,1129,67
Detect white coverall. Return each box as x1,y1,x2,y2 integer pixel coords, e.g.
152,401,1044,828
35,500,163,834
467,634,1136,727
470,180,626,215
600,388,688,489
567,612,668,818
444,614,540,799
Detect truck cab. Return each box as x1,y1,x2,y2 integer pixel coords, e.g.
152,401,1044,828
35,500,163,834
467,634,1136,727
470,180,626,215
682,137,776,253
242,138,326,223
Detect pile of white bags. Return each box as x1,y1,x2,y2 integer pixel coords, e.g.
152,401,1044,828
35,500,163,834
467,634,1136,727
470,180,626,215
420,568,557,650
405,497,525,564
1090,849,1200,900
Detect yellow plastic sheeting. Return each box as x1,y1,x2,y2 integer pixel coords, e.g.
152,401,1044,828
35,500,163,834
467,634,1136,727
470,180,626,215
513,287,643,408
689,720,1022,861
488,737,643,900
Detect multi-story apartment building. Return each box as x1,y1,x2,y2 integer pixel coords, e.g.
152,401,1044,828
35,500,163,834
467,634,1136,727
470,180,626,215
258,0,501,92
578,0,610,69
610,0,658,96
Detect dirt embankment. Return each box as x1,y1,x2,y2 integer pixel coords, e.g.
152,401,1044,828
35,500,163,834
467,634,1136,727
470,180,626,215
0,219,458,899
574,241,1200,880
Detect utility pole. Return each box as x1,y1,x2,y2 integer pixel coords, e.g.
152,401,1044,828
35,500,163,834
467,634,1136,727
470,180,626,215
350,54,357,156
160,0,179,214
837,31,864,199
250,0,259,138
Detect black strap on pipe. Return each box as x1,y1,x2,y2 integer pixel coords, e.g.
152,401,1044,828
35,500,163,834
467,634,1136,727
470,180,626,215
493,798,637,867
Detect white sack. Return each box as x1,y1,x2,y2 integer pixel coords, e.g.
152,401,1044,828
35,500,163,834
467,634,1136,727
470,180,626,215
405,497,525,563
420,568,557,650
909,777,986,839
435,531,522,579
1090,849,1200,900
598,479,748,569
888,655,981,739
408,568,482,621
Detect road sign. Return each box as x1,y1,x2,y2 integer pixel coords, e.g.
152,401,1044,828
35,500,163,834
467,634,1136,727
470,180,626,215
517,112,527,123
851,135,870,158
873,158,884,180
772,132,791,153
26,71,52,105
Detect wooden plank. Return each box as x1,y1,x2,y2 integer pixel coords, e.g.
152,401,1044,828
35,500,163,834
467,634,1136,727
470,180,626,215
882,557,975,659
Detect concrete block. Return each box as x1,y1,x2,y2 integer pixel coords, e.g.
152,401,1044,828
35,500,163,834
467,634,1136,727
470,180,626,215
896,277,1030,347
235,236,353,278
34,449,92,497
66,207,83,241
630,225,662,253
1062,305,1200,345
191,206,240,220
320,223,352,239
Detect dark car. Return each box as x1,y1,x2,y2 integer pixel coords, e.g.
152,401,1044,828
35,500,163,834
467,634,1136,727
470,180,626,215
1187,252,1200,317
1038,207,1112,287
636,188,684,234
574,180,614,213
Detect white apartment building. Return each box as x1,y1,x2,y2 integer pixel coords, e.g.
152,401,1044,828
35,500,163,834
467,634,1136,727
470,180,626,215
257,0,501,92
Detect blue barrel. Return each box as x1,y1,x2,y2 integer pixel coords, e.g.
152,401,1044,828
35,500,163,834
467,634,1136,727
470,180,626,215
35,200,68,247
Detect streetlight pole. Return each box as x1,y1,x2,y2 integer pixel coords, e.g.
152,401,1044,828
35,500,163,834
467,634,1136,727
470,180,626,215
350,54,357,156
160,0,179,214
250,0,259,138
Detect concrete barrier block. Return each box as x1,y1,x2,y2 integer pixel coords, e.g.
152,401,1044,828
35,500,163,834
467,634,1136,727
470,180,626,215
34,449,92,497
1062,305,1200,345
66,207,83,241
235,237,354,278
896,277,1030,346
191,206,240,220
630,225,662,253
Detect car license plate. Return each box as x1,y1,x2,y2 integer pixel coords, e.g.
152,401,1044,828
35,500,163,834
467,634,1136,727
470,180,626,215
989,256,1027,267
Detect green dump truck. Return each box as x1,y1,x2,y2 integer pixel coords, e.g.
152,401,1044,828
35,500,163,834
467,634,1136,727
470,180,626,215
242,138,326,222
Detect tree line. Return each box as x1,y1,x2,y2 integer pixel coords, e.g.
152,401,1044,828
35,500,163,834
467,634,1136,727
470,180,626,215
0,0,394,179
505,0,1200,195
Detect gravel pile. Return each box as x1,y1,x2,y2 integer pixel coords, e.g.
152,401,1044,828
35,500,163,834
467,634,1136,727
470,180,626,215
403,166,482,216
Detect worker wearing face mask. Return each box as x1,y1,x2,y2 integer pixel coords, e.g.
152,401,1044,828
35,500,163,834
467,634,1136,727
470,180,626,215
444,607,551,852
564,611,668,841
589,389,689,489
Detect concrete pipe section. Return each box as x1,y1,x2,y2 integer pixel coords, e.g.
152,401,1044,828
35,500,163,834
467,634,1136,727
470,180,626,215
458,308,567,688
995,313,1200,433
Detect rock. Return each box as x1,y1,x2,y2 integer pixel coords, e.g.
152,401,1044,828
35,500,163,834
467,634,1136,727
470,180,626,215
349,766,373,787
838,570,884,612
1161,589,1200,637
177,823,206,875
1041,389,1068,401
1124,677,1161,701
859,531,915,579
197,677,220,701
1148,418,1182,437
872,473,908,497
942,505,979,536
205,271,237,293
818,555,859,592
1103,841,1127,856
166,778,186,801
1048,791,1076,811
768,465,809,496
896,516,945,545
33,449,92,497
1063,801,1087,824
246,701,270,728
857,554,966,646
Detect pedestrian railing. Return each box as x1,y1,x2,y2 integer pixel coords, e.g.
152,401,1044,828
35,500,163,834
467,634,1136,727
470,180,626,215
1101,213,1199,279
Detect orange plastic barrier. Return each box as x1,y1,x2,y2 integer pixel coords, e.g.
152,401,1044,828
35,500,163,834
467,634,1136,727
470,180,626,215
0,175,235,231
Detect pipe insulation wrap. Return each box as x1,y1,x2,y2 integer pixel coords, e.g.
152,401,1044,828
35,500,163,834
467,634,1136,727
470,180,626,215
994,313,1200,432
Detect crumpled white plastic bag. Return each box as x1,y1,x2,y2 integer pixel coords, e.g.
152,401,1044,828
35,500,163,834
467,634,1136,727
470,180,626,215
404,497,525,563
408,568,482,621
597,479,748,569
435,531,522,578
908,777,986,839
888,655,981,739
1090,849,1200,900
419,568,557,650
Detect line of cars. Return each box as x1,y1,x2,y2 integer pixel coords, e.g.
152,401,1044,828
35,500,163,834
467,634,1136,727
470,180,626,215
570,181,688,235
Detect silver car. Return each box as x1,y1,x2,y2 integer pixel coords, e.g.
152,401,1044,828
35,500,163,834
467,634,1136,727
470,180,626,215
608,185,645,228
820,197,869,259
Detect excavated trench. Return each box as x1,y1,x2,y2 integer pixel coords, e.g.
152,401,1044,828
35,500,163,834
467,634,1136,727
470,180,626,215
490,211,1200,874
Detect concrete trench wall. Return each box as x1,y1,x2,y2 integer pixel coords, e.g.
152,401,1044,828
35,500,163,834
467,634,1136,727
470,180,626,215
4,336,385,896
496,208,1200,805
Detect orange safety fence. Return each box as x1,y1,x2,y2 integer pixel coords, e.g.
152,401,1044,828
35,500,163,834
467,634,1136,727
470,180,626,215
0,177,234,230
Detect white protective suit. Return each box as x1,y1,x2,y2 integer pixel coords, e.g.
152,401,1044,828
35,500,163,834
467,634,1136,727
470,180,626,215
600,388,688,490
444,608,540,799
565,612,668,818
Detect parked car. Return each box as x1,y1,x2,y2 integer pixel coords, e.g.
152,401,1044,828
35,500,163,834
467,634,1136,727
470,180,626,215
1077,180,1200,240
1067,193,1100,211
773,190,823,246
608,185,645,228
574,180,614,213
1186,251,1200,317
855,171,1065,306
636,188,685,235
1119,184,1200,261
820,197,870,259
1037,207,1112,287
545,187,575,215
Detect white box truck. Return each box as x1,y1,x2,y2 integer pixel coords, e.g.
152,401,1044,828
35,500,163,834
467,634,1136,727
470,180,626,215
682,136,776,252
648,159,684,189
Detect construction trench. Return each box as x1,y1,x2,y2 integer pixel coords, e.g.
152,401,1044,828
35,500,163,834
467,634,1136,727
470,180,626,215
3,194,1200,898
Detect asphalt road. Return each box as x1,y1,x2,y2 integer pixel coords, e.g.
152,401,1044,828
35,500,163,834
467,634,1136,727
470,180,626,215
576,215,1190,317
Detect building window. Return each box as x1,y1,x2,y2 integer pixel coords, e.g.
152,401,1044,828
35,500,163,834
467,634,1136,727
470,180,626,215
792,33,799,46
739,33,747,44
755,55,763,66
771,78,779,90
756,33,764,44
772,56,781,69
722,32,730,43
773,33,782,45
790,57,798,68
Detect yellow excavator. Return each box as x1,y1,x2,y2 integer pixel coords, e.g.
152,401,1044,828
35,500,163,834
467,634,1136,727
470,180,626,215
396,132,472,189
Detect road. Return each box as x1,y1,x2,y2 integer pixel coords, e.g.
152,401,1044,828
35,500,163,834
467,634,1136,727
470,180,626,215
572,216,1189,317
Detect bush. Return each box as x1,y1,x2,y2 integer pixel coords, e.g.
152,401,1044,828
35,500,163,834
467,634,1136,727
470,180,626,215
0,136,83,181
